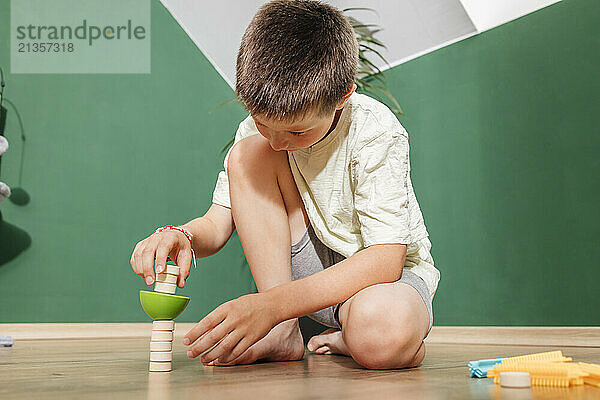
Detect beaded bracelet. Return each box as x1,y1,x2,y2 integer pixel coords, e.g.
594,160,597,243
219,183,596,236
152,225,197,269
153,225,193,244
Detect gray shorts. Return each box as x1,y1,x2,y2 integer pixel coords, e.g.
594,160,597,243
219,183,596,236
291,224,433,334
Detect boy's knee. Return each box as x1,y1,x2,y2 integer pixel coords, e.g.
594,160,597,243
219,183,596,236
228,135,264,172
342,293,424,369
227,135,283,176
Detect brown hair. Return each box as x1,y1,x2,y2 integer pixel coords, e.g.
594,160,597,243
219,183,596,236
235,0,358,122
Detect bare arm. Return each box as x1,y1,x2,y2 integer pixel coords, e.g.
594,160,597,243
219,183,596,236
130,203,235,287
183,243,407,362
180,203,235,258
267,243,406,322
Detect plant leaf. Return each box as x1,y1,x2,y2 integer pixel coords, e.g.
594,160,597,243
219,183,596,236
208,98,239,115
351,24,379,29
359,43,390,67
220,137,235,154
342,7,378,16
356,35,386,48
358,54,384,76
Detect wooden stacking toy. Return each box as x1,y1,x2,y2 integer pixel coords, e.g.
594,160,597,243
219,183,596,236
139,263,190,373
149,320,175,372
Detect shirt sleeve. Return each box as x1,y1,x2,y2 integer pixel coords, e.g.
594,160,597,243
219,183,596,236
352,126,412,246
212,117,254,208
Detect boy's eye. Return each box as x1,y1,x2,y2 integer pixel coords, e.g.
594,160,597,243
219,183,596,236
289,131,304,136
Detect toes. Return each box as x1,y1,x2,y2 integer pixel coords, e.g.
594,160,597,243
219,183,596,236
314,346,330,354
307,337,324,352
307,329,340,352
219,347,258,366
231,352,257,365
209,351,249,366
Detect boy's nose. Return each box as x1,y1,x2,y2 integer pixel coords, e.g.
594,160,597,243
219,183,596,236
269,137,287,151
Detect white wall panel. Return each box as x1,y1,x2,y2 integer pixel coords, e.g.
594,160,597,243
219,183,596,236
160,0,561,88
459,0,561,32
160,0,475,87
331,0,476,71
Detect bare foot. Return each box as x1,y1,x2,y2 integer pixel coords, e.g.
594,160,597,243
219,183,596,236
210,319,304,366
306,329,350,356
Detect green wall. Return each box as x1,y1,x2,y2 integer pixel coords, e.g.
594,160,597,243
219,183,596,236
0,0,597,325
0,0,254,323
386,0,599,325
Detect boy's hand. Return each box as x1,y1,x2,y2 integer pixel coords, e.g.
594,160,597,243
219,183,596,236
130,230,193,288
184,292,278,364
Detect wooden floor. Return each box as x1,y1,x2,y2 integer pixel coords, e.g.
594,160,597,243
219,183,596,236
1,338,599,400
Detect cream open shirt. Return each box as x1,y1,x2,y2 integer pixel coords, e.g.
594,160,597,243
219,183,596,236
212,93,440,299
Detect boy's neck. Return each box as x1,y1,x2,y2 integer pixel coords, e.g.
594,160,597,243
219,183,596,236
311,107,343,148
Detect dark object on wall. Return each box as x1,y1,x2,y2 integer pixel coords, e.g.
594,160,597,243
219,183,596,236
0,106,6,136
0,66,5,135
0,210,32,266
8,187,29,206
1,97,30,206
0,66,6,175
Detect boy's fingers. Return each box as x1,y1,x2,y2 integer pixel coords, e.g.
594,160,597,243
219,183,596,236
187,322,232,358
184,310,226,346
219,337,251,364
176,249,192,288
130,252,141,277
201,332,242,364
141,246,156,285
154,243,171,275
131,241,144,276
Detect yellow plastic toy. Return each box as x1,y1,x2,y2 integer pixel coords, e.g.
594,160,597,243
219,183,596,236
485,351,600,388
579,363,600,387
488,361,587,387
500,350,571,363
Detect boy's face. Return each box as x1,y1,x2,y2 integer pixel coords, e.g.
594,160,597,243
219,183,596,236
253,111,338,151
252,85,355,152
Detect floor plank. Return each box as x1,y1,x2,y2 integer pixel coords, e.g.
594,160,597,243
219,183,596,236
1,338,599,399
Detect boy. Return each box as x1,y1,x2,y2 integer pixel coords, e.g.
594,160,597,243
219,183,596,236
130,0,439,370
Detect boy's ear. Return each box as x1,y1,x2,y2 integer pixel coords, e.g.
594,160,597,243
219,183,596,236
336,83,357,109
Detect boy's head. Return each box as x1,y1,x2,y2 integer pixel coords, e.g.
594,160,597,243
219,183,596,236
236,0,358,151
